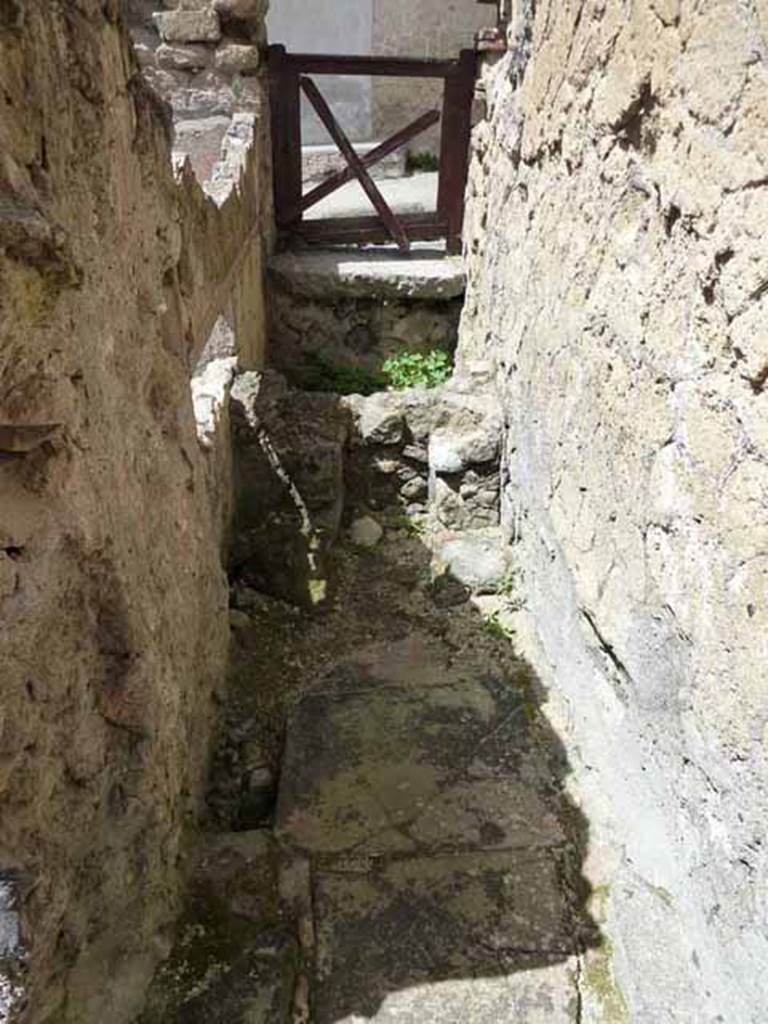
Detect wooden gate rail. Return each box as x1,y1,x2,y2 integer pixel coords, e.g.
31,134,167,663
267,45,477,254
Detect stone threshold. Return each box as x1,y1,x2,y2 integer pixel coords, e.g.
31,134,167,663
268,244,466,302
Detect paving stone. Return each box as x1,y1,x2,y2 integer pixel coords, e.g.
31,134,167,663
261,518,594,1023
277,684,490,855
276,678,566,858
315,960,580,1023
408,776,566,851
310,635,467,695
312,852,580,1023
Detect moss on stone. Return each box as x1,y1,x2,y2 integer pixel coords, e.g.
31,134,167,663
582,937,630,1023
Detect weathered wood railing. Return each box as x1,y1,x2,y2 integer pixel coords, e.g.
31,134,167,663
267,46,477,254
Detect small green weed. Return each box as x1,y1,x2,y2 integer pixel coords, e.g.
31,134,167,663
406,150,440,173
380,509,426,535
497,567,525,601
382,349,453,391
484,610,515,642
299,353,386,396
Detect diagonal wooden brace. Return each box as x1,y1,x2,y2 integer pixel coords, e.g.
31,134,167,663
299,75,411,251
289,108,441,222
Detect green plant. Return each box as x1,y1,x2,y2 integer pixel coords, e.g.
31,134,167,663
382,349,453,391
406,150,440,173
497,567,524,600
484,610,515,642
299,353,386,396
380,509,427,535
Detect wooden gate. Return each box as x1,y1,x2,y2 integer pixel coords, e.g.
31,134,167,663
267,46,477,254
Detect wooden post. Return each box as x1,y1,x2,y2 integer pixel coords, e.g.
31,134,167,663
267,44,302,229
437,48,477,255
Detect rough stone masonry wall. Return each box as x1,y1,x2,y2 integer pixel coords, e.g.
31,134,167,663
0,3,267,1021
460,2,768,1021
128,0,269,185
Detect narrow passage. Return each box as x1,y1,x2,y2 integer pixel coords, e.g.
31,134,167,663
141,519,597,1023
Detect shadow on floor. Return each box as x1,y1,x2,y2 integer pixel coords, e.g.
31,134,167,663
227,525,601,1023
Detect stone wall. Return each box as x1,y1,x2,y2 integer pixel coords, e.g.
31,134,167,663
267,0,490,152
371,0,489,153
0,2,268,1021
267,0,375,145
128,0,269,186
266,249,465,390
459,3,768,1020
127,1,271,375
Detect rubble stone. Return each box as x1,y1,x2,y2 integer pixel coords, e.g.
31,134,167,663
155,42,212,70
429,427,499,474
214,42,261,74
433,530,513,594
357,393,405,445
350,516,384,548
152,8,221,43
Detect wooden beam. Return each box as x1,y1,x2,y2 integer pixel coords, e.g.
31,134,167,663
437,48,477,254
285,108,441,222
290,212,446,246
285,53,460,78
299,75,411,252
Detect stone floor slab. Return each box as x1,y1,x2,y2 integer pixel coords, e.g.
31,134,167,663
312,851,579,1024
276,683,495,853
276,678,566,857
311,634,470,695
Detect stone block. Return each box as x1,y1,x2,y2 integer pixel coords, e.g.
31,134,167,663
350,516,384,548
429,427,500,474
212,0,269,22
155,42,212,71
152,9,221,43
357,392,405,445
268,248,466,303
133,42,156,68
433,529,513,594
214,42,261,75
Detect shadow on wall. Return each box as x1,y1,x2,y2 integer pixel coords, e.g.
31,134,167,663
158,369,608,1022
